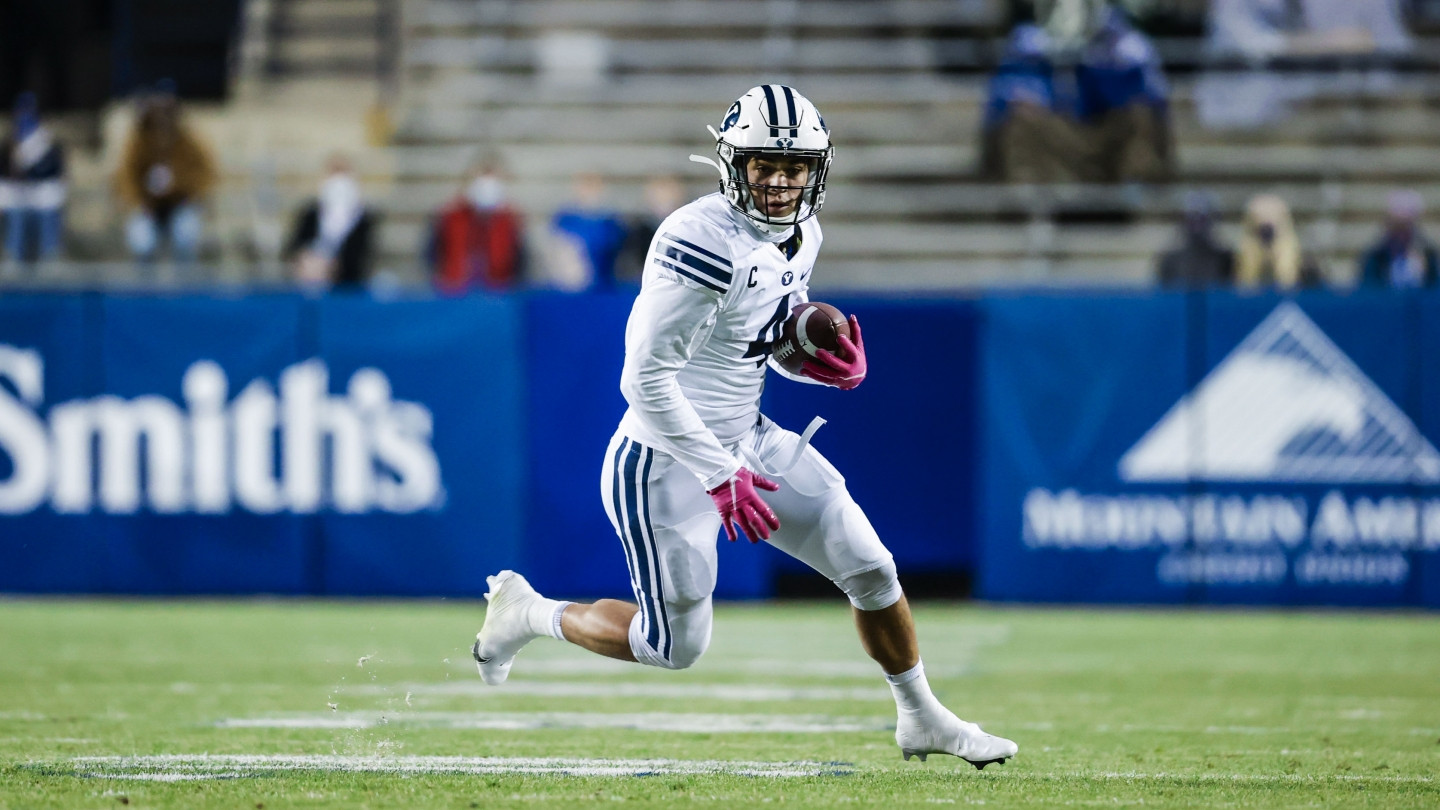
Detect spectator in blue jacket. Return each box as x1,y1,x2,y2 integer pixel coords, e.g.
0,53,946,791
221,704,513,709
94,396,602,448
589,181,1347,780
0,92,65,273
1075,9,1172,181
1359,190,1438,289
981,24,1094,182
546,172,629,290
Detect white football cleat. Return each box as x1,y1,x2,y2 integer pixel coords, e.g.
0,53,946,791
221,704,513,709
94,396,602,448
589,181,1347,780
896,709,1018,770
471,570,543,686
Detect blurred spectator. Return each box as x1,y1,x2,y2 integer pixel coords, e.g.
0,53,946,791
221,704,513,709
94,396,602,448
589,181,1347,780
284,155,376,291
546,172,628,291
981,24,1095,182
1031,0,1112,50
1075,9,1172,182
1156,191,1234,288
1359,190,1438,289
1209,0,1411,61
615,175,686,285
1235,193,1323,289
427,160,525,295
1200,0,1412,128
1,92,66,273
115,84,218,271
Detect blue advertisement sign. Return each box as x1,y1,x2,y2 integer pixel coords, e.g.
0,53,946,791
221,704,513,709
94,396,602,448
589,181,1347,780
979,291,1440,607
0,293,526,596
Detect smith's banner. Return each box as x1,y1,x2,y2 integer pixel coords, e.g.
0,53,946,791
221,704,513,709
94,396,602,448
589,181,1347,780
0,294,525,596
979,292,1440,607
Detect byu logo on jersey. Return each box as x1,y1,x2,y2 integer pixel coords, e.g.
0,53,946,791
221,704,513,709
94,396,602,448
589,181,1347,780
1119,302,1440,483
781,271,794,286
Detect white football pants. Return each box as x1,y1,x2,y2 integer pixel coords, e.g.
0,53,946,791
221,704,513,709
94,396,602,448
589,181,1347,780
601,415,896,669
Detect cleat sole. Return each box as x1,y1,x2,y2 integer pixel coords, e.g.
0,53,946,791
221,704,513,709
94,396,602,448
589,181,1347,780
969,757,1008,771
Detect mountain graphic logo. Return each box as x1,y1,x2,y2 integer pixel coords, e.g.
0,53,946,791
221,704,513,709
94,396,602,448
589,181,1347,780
1119,302,1440,484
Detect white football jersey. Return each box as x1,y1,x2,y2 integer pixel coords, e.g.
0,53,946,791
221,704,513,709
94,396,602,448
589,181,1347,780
617,193,823,489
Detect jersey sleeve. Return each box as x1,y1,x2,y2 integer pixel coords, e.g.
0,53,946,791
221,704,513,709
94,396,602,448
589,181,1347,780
644,217,737,300
620,271,743,490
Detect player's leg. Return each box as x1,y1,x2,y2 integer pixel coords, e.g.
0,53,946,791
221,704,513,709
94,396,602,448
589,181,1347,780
471,433,719,682
598,435,720,670
751,417,1017,768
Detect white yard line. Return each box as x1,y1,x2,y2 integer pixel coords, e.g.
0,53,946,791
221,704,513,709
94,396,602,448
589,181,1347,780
348,680,892,702
70,754,854,780
492,658,974,678
216,711,893,734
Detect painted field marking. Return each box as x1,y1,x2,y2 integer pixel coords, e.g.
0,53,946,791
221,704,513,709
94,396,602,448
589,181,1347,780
217,711,893,734
348,680,892,703
69,754,854,780
497,658,974,679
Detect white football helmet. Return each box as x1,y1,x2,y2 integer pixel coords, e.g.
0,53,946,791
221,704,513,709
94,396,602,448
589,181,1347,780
695,85,833,233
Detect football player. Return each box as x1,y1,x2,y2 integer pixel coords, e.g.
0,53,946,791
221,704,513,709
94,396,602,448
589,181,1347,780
472,85,1017,769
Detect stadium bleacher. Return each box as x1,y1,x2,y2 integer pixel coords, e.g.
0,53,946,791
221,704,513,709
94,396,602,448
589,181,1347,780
18,0,1440,289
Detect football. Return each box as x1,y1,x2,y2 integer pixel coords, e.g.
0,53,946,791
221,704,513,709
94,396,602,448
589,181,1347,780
771,301,851,375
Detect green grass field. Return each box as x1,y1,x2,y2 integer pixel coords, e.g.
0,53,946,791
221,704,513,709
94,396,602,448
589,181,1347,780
1,598,1437,809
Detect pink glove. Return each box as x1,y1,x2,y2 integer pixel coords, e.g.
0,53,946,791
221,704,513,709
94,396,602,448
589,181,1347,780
802,315,867,390
707,468,781,543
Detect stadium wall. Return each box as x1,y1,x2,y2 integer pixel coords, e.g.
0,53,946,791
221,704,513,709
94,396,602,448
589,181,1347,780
0,290,1435,608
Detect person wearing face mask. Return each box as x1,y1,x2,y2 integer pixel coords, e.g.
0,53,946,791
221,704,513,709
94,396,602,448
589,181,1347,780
1235,193,1324,289
1,92,66,274
284,155,376,290
115,81,217,275
427,160,526,295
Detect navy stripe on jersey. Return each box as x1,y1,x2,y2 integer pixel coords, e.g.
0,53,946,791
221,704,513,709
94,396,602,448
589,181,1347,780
780,86,800,135
659,244,731,284
761,85,780,137
653,257,726,293
661,234,732,271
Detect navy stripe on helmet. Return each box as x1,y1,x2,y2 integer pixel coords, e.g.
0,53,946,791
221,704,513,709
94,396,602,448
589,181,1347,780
761,85,780,138
653,257,726,293
659,244,732,283
780,86,799,135
660,234,732,271
635,445,671,659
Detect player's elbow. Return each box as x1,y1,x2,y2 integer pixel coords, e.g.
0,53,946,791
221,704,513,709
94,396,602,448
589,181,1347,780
619,366,670,408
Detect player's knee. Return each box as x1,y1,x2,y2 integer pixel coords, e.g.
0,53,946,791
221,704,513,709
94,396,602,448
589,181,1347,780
662,633,709,670
837,560,903,612
655,614,710,670
630,596,712,670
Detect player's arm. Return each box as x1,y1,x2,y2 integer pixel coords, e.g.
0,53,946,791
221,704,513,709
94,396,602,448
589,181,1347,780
620,256,741,491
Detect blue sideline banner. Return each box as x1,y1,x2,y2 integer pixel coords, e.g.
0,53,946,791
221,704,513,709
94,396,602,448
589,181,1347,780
0,293,526,596
979,291,1440,607
762,298,982,582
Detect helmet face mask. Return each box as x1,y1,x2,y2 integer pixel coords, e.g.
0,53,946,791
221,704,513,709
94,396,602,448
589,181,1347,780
712,85,832,231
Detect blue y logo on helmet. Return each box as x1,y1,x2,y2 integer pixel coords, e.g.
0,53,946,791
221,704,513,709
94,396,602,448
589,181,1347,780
721,102,742,132
776,137,794,149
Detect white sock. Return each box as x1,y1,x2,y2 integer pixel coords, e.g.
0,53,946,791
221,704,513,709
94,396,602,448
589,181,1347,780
525,597,570,641
885,660,943,716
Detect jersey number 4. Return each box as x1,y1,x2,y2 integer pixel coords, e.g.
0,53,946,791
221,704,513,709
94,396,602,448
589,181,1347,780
742,293,793,367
